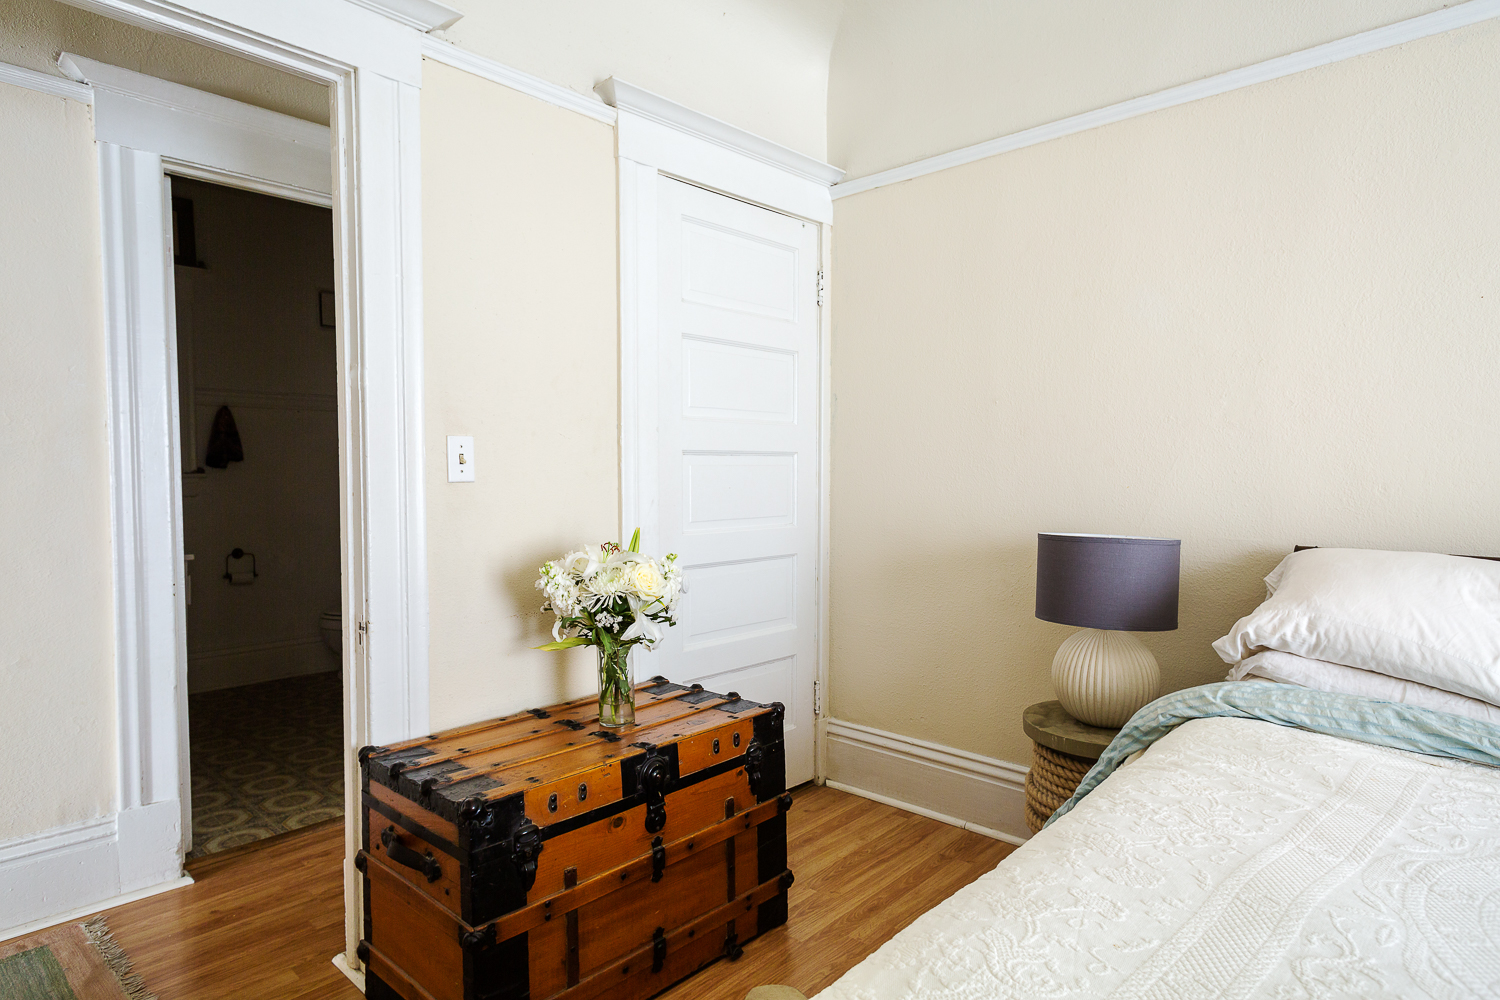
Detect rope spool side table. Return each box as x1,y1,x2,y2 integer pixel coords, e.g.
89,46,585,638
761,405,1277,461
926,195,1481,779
1022,701,1120,834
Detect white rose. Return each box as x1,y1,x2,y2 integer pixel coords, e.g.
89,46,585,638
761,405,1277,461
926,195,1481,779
630,561,666,600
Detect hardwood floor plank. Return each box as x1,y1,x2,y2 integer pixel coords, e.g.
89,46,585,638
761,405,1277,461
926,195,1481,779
82,784,1013,1000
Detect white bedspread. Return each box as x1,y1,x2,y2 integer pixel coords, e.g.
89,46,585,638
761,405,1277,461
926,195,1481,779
815,716,1500,999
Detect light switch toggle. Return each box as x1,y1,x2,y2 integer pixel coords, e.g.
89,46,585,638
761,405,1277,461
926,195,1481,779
447,436,475,482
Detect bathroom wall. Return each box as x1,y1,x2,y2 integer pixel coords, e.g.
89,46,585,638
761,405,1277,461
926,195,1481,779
173,177,341,692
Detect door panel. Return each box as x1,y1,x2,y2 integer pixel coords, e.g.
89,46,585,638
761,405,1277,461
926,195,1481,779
649,178,819,786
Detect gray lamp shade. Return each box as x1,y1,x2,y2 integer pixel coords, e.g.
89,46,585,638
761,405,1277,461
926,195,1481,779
1035,533,1181,632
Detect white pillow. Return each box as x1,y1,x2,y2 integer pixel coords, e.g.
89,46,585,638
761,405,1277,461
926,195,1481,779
1228,649,1500,725
1212,547,1500,705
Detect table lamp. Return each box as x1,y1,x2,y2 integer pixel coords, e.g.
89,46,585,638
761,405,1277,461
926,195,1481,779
1035,533,1180,727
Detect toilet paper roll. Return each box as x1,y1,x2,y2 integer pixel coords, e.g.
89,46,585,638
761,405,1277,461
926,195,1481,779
229,571,255,585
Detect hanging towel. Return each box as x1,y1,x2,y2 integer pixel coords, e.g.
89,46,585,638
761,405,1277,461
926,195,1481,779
205,405,244,468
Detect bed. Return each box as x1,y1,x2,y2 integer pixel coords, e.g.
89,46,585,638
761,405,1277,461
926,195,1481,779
815,549,1500,1000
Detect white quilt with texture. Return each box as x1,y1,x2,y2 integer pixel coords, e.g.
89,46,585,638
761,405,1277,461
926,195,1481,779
815,716,1500,1000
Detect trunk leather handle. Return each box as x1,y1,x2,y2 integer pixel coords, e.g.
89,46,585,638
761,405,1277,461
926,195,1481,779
381,827,443,883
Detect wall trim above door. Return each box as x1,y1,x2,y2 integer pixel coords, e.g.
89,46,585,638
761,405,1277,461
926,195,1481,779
597,78,844,188
347,0,462,33
59,53,332,206
601,77,840,225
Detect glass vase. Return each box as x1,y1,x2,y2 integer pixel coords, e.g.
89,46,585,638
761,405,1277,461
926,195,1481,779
597,643,635,728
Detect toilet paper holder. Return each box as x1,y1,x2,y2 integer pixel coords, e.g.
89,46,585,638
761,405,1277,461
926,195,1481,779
224,548,258,582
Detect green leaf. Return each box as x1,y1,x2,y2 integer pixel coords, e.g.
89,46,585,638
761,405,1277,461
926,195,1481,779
535,638,592,651
628,527,641,553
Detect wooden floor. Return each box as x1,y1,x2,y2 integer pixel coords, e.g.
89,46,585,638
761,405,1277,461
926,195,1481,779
91,784,1014,1000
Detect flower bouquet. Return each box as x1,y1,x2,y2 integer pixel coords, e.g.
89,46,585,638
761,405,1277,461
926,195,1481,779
535,529,684,727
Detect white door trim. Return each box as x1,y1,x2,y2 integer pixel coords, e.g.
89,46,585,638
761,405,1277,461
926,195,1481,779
26,0,439,965
603,82,839,780
61,53,333,206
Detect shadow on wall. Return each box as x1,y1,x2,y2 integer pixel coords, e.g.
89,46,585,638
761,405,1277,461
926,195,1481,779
500,548,584,694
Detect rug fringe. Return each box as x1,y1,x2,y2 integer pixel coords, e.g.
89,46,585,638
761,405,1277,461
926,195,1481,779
82,916,158,1000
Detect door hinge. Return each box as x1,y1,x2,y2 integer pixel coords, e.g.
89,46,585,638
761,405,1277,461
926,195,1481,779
357,619,369,646
813,679,821,718
816,270,826,308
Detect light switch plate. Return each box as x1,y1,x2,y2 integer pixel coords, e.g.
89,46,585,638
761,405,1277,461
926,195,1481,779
447,435,475,482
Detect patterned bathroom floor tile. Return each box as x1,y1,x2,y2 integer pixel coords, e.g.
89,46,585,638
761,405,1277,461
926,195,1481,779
188,672,343,858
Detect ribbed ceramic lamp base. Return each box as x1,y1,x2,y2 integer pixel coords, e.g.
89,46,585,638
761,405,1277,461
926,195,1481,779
1051,628,1161,728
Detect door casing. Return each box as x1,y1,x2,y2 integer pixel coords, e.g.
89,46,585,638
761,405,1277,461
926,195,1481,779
60,0,436,976
599,78,842,782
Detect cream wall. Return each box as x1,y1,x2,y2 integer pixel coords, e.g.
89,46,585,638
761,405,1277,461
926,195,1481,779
439,0,843,160
421,59,621,730
1,0,329,124
828,0,1450,178
0,82,117,841
829,21,1500,767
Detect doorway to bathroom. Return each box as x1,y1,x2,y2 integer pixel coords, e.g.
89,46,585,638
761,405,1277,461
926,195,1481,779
171,177,344,859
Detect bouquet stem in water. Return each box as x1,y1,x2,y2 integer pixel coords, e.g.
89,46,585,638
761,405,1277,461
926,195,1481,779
598,643,635,728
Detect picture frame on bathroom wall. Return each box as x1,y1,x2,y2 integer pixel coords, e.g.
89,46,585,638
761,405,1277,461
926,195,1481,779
318,289,336,329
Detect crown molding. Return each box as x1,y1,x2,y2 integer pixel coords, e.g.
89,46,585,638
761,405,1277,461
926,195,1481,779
0,60,93,104
420,37,615,123
344,0,462,32
833,0,1500,199
596,77,844,187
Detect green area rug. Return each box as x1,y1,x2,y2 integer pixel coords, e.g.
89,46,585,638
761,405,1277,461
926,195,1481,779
0,917,153,1000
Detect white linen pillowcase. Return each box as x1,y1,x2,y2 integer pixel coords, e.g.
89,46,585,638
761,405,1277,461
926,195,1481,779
1228,649,1500,725
1212,547,1500,705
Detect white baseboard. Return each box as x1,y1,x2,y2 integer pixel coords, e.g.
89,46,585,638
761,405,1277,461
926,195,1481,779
0,810,190,941
189,637,337,692
823,718,1031,845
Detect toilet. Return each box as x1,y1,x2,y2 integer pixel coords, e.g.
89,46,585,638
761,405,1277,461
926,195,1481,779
319,611,342,654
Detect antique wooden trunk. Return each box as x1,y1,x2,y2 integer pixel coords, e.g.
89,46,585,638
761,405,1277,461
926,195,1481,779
357,677,792,1000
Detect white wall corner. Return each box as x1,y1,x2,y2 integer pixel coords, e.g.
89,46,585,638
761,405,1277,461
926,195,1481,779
823,718,1031,845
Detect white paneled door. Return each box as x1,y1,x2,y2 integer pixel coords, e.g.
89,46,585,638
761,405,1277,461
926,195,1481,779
650,177,820,787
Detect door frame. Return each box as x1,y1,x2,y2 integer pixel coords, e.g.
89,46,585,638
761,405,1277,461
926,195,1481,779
597,78,842,779
57,0,451,976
